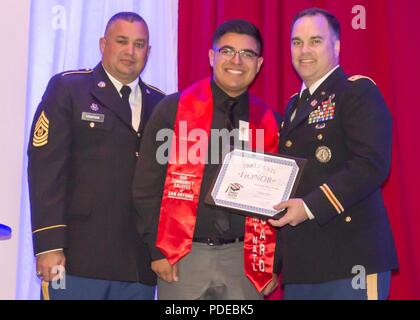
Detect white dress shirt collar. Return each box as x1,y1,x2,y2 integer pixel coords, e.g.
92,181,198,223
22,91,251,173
300,65,340,97
102,65,140,96
102,65,143,131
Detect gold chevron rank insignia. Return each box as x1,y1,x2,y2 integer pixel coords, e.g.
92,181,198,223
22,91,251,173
33,111,50,147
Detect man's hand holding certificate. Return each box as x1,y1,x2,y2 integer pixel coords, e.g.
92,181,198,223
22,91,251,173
269,198,309,227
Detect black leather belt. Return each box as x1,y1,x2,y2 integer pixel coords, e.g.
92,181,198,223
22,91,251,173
192,236,244,246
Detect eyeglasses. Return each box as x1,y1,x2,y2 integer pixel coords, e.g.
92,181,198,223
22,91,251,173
215,47,260,59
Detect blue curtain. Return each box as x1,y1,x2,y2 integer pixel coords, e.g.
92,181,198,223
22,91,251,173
17,0,178,299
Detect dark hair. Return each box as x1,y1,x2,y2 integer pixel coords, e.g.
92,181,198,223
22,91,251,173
292,7,341,40
105,12,148,35
212,19,263,55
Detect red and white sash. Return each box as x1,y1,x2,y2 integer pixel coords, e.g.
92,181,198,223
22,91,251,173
156,78,279,292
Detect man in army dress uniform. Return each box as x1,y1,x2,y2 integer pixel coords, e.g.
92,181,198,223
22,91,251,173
28,12,165,299
269,8,398,299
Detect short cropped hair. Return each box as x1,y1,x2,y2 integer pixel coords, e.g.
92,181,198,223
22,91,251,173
212,19,263,55
292,7,341,40
105,12,148,35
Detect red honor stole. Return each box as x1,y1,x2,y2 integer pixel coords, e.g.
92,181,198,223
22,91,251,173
156,78,279,292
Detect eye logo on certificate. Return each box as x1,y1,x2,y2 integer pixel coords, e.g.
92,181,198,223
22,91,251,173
205,149,306,219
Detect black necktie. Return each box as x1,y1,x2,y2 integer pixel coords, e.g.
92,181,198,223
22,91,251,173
213,98,237,235
224,98,237,130
120,85,132,125
291,88,310,121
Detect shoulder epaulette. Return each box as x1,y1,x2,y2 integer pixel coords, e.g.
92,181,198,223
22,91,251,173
62,68,93,76
144,82,166,95
290,92,299,99
348,75,376,85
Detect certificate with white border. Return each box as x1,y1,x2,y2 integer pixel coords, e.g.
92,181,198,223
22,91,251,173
205,149,306,219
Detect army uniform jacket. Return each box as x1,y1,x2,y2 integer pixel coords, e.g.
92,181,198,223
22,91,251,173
278,67,398,284
28,63,165,284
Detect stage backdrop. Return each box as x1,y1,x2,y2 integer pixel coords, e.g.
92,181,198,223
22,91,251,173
16,0,178,299
0,0,30,301
178,0,420,299
13,0,419,300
